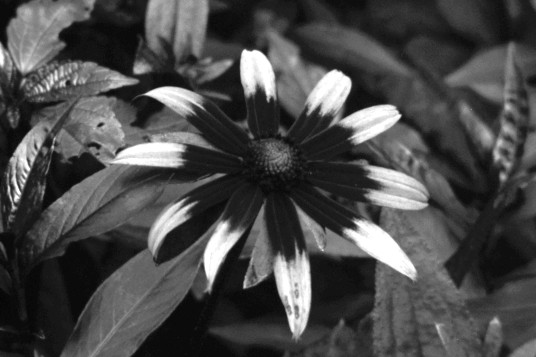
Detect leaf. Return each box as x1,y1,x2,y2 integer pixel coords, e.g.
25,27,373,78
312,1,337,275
7,0,95,74
61,233,208,357
483,317,503,357
145,0,209,67
267,31,327,119
373,209,481,357
0,41,17,92
18,165,200,273
468,274,536,350
20,61,138,103
292,23,412,78
510,339,536,357
436,0,501,45
1,100,77,237
34,96,125,161
491,43,529,189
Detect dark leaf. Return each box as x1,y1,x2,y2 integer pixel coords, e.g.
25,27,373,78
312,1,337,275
1,100,77,237
133,38,172,75
34,96,125,161
20,61,138,103
61,235,208,357
436,0,501,45
491,43,529,189
7,0,95,74
18,165,199,273
373,209,481,357
145,0,209,67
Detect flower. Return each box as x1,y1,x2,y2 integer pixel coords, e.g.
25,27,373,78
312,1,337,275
112,50,429,339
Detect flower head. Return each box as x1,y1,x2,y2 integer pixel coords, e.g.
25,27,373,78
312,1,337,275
112,50,429,339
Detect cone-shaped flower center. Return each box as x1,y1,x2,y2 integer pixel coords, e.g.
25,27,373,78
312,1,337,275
245,137,307,192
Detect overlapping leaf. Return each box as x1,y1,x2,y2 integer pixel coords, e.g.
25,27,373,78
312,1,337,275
18,165,200,273
0,42,17,92
20,61,138,103
373,209,481,357
7,0,95,74
1,100,77,237
61,235,208,357
34,97,125,161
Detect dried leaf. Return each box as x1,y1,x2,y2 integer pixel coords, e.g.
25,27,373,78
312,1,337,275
491,43,529,188
1,100,77,237
18,165,199,273
7,0,95,74
373,209,481,357
268,31,327,119
34,96,125,161
145,0,209,67
20,61,138,103
61,235,208,357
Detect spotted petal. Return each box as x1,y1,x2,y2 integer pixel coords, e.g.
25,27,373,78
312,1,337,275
112,143,243,173
240,50,279,138
291,184,416,280
265,193,311,340
300,105,401,160
287,70,351,143
148,175,244,260
204,183,264,291
143,87,249,155
308,162,429,210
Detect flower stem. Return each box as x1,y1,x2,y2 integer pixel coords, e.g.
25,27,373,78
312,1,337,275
187,227,252,357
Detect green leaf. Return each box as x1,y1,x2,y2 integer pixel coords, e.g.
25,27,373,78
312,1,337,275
60,234,208,357
34,96,125,161
20,61,138,103
145,0,209,67
7,0,95,74
18,165,199,273
1,100,77,237
373,209,481,357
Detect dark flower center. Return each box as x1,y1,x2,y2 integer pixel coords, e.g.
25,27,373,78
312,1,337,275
244,137,307,192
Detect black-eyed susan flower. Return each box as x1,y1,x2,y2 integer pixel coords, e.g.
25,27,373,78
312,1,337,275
112,50,429,339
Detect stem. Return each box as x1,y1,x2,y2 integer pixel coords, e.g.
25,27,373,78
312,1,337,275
187,227,251,357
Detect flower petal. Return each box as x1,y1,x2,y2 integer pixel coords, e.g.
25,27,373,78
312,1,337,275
265,193,311,340
300,105,401,160
287,70,351,143
291,184,416,280
148,131,215,149
308,162,429,210
296,205,326,251
148,175,244,260
204,183,264,291
243,216,274,289
240,50,279,138
143,87,249,155
111,143,243,173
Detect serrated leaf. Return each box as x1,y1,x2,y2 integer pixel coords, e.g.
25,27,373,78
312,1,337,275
7,0,95,74
34,96,125,161
267,31,327,119
1,100,77,237
491,43,529,188
20,61,138,103
373,209,481,357
61,234,208,357
145,0,209,67
18,165,200,273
